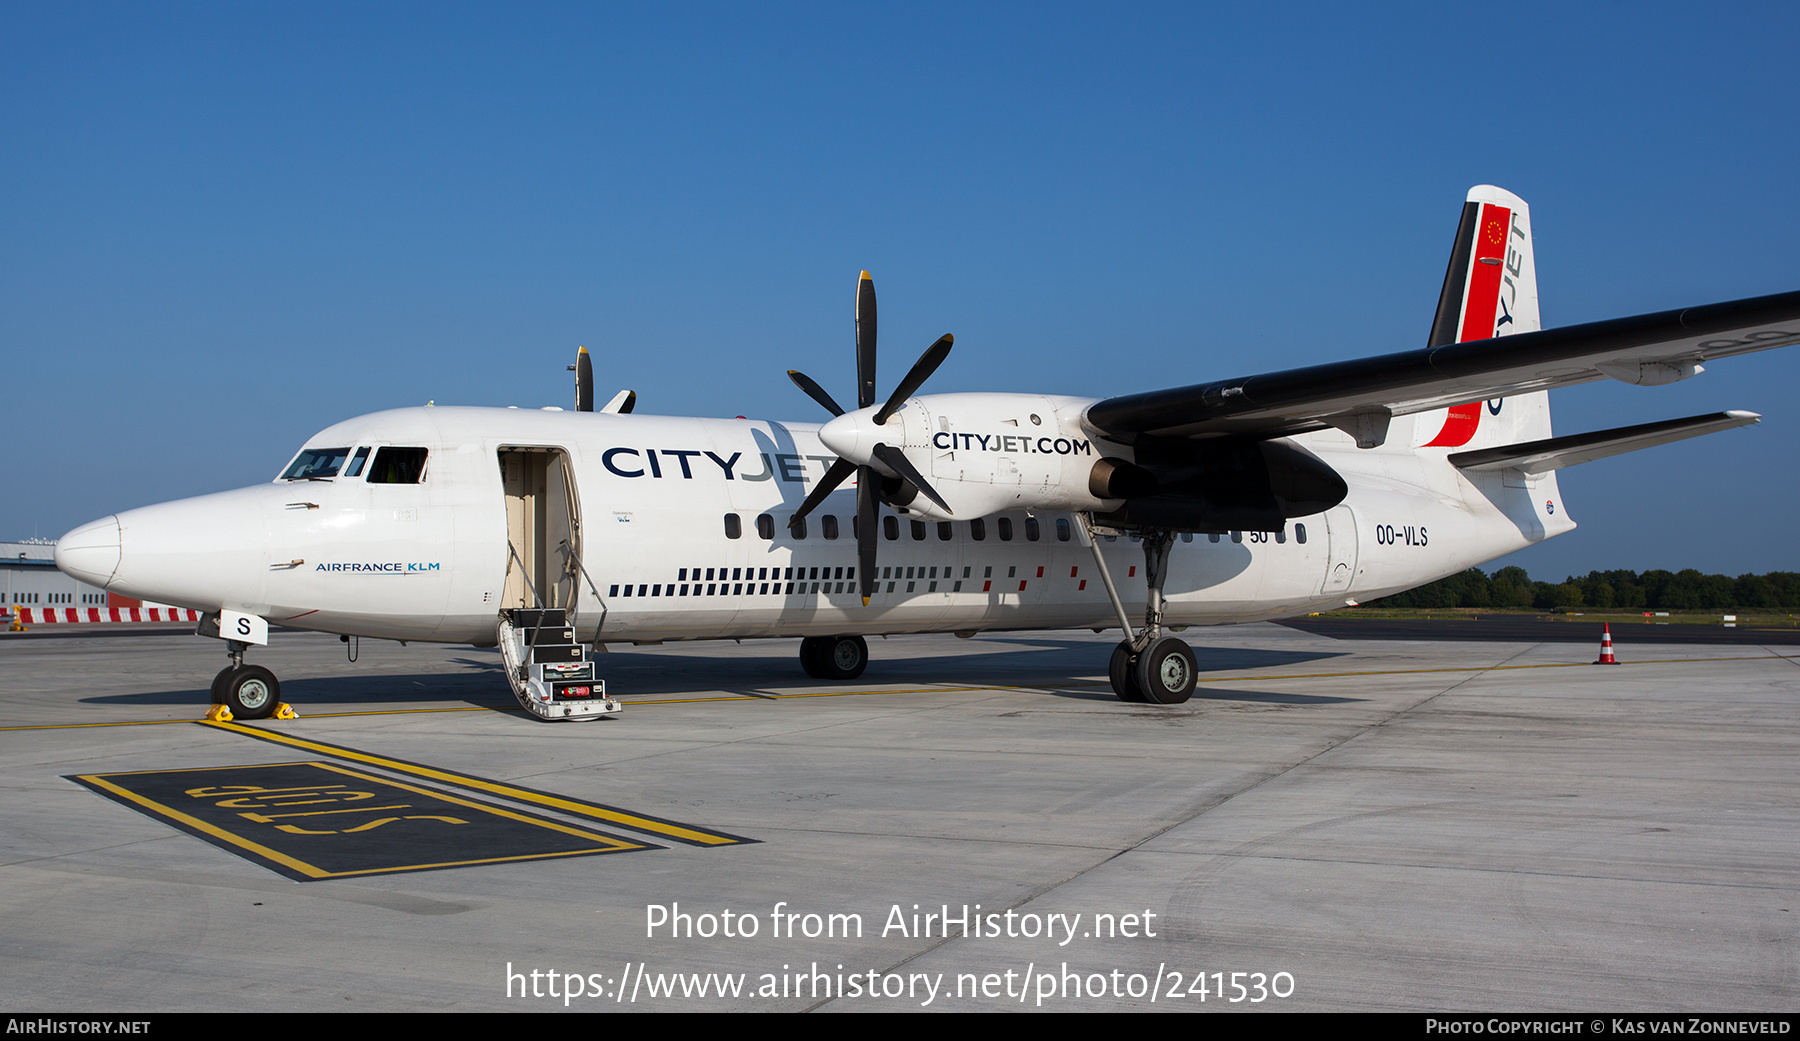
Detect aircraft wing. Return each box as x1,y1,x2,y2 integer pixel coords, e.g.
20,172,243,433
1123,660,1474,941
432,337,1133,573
1083,289,1800,444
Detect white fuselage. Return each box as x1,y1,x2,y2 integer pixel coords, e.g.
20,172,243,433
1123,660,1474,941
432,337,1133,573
54,401,1572,646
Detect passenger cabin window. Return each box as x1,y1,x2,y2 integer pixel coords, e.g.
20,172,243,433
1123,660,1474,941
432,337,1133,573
883,516,899,541
969,518,986,541
910,520,927,541
1025,516,1040,541
1055,517,1071,542
756,514,774,540
343,447,371,478
821,515,840,540
937,522,952,541
282,447,351,481
724,514,742,539
997,517,1014,541
367,447,428,484
790,515,808,540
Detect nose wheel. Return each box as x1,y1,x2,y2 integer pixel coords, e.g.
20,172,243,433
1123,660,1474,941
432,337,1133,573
206,640,290,721
211,664,283,719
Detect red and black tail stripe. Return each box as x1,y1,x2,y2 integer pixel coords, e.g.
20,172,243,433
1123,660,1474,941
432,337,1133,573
1423,200,1513,447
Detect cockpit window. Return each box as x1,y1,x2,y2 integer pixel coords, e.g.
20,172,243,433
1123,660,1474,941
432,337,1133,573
343,446,371,478
367,447,429,484
282,447,351,480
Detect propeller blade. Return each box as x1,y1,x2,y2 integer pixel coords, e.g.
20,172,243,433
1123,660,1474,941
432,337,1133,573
788,457,857,528
574,346,594,412
787,370,845,417
872,333,953,425
855,271,877,409
856,465,878,605
870,443,952,515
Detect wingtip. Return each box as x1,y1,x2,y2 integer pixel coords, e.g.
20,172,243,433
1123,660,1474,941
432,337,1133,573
859,270,872,281
578,345,588,355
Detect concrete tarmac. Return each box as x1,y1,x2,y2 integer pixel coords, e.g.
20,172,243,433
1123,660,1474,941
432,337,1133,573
2,623,1796,1012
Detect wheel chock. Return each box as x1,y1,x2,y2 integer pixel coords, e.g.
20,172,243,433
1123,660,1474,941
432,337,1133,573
274,703,299,720
203,704,235,722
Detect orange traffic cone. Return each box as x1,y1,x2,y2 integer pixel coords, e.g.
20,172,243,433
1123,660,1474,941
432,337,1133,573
1594,623,1618,665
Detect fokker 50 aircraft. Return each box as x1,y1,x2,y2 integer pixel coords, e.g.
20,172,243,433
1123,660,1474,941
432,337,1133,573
55,186,1800,721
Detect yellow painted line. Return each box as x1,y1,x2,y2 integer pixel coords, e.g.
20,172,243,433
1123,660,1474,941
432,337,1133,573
78,761,647,880
302,761,647,853
76,770,331,879
11,650,1798,734
199,721,747,847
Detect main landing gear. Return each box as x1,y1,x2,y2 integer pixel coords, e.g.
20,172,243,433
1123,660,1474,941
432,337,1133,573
1079,518,1198,705
207,640,293,721
799,635,868,680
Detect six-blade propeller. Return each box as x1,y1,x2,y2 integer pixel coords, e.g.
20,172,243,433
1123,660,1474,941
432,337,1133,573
785,272,955,604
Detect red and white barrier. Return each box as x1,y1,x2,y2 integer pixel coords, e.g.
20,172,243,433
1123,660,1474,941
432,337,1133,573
7,606,201,624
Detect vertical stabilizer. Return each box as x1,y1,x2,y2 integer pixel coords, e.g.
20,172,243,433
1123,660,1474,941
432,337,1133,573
1427,185,1539,346
1420,186,1550,449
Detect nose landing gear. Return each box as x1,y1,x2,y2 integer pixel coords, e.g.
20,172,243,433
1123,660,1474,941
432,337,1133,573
204,637,295,721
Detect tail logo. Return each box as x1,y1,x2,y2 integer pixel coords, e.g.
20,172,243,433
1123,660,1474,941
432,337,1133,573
1426,199,1524,448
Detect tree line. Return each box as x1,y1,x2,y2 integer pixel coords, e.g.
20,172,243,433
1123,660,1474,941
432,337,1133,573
1363,567,1800,612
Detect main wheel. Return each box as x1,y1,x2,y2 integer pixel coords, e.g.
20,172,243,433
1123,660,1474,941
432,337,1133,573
221,665,282,720
1108,641,1146,702
1135,636,1196,704
819,635,868,680
798,636,829,678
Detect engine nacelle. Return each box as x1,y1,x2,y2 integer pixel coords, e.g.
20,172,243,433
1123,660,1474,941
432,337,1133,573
817,393,1347,532
1092,436,1348,532
818,392,1125,522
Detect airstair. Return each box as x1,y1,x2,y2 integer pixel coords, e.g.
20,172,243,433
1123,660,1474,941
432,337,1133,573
497,608,620,721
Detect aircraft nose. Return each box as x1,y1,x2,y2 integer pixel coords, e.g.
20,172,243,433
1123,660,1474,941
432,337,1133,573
55,515,122,588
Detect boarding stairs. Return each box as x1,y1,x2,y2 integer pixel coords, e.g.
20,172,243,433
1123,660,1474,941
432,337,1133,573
497,608,620,721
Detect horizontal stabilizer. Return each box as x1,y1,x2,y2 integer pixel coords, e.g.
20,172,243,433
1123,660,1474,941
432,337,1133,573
1448,411,1759,475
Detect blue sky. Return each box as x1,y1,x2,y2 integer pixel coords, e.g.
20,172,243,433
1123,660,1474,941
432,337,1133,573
4,3,1796,580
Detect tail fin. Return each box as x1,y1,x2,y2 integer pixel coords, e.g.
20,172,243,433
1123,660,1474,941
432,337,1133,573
1419,186,1550,449
1427,185,1539,345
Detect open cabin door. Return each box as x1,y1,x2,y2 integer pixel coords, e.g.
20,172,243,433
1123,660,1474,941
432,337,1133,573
499,448,583,617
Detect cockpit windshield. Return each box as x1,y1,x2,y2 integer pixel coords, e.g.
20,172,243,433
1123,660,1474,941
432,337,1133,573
281,447,351,481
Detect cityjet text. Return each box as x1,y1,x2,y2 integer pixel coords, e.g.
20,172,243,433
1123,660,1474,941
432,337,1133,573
931,432,1091,455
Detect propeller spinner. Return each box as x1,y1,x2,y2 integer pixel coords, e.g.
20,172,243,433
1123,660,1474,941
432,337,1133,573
785,272,955,604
